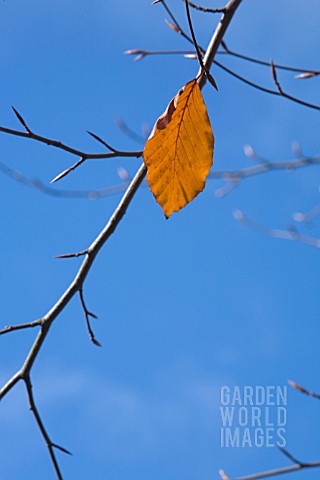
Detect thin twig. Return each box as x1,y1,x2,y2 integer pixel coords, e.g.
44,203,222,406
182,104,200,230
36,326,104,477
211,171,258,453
186,1,226,14
220,41,320,74
51,157,86,183
233,210,320,249
79,288,101,347
210,154,320,196
221,447,320,480
0,117,142,162
0,319,43,335
0,160,133,199
214,60,320,111
276,446,303,466
25,375,70,480
157,0,200,48
288,380,320,400
11,106,32,133
1,151,319,202
86,130,117,152
293,203,320,224
125,44,320,77
222,460,320,480
184,0,204,67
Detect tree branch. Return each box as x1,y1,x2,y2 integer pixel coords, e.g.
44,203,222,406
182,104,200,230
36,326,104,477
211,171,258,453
0,110,142,182
220,448,320,480
0,1,244,477
233,210,320,249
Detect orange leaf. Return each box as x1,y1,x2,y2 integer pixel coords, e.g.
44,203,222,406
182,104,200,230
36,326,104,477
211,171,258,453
143,79,214,218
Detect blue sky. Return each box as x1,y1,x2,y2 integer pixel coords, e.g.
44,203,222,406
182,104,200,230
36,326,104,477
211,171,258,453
0,1,319,479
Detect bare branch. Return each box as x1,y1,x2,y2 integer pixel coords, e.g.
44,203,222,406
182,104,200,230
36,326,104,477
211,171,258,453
222,460,320,480
55,250,88,259
125,43,320,78
126,42,320,110
186,1,226,14
0,319,43,335
25,375,69,480
0,113,142,162
0,160,132,199
221,447,320,480
0,1,244,476
124,48,196,61
210,153,320,195
270,60,284,94
214,60,320,111
184,0,204,69
220,41,320,75
79,288,101,347
293,203,320,224
233,210,320,249
1,149,319,202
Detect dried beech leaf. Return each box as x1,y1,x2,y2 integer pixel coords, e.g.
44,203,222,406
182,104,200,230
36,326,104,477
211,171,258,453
143,79,214,217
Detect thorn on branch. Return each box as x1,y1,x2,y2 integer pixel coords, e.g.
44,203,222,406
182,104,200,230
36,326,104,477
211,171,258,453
55,250,88,259
206,71,219,90
52,443,73,456
79,289,101,347
51,157,87,184
87,131,117,152
11,106,32,134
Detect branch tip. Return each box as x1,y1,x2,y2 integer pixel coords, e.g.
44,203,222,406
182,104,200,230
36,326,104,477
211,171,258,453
11,106,32,133
52,443,73,456
219,469,231,480
165,19,181,33
87,131,117,152
51,157,86,184
55,250,88,259
79,289,101,347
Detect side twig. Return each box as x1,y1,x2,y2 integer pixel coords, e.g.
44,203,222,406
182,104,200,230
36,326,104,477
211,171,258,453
0,108,142,181
233,210,320,249
219,448,320,480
